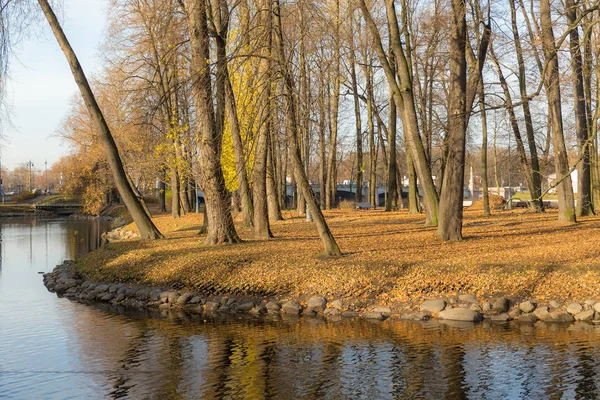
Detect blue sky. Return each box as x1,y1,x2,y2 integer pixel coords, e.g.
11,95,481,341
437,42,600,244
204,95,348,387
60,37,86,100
2,0,107,171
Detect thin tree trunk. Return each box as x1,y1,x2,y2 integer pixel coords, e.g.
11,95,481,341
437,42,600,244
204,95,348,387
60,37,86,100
225,71,254,227
510,0,544,212
37,0,163,240
171,168,181,218
491,44,538,213
325,0,340,210
349,35,364,204
478,79,490,216
386,92,398,211
407,151,420,213
273,0,341,256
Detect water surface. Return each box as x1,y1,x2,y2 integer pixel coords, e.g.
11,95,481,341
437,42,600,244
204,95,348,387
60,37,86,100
1,218,600,399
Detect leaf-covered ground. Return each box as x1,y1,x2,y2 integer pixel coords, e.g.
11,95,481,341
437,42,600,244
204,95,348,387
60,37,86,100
76,208,600,303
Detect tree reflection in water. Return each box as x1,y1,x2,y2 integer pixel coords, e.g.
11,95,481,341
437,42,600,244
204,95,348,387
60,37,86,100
67,305,600,399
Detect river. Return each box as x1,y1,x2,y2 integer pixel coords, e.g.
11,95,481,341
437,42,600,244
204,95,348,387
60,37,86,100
1,218,600,399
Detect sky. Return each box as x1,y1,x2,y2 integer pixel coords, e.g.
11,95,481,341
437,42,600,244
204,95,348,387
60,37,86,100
2,0,107,173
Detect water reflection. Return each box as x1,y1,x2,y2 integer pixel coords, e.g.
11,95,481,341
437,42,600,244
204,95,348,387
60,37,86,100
3,218,600,399
60,306,600,400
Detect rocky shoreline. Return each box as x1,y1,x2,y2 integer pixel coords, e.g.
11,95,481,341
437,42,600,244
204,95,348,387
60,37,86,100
43,262,600,325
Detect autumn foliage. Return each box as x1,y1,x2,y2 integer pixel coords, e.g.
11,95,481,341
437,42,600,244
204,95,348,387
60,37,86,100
76,208,600,304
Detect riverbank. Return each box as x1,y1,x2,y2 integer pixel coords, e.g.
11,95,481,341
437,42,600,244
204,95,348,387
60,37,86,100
43,208,600,323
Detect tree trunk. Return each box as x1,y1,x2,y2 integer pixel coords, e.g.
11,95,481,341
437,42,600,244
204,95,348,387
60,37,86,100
187,0,241,244
386,92,398,211
349,36,364,204
437,0,467,241
491,44,538,214
566,0,594,216
225,71,254,227
158,179,166,213
407,151,420,213
171,167,181,218
273,0,341,256
252,0,273,239
540,0,577,223
478,79,490,216
325,0,340,210
510,0,544,212
37,0,163,240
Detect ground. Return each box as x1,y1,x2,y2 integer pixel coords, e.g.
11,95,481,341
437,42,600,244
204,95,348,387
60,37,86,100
74,207,600,305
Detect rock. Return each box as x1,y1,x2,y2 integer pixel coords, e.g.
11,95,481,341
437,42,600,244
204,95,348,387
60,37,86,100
250,305,267,315
307,297,327,312
266,302,281,312
115,293,125,302
542,311,575,323
420,300,446,314
101,293,114,302
54,283,67,295
470,304,482,312
492,297,510,312
205,301,220,313
490,313,512,322
411,312,431,321
533,306,550,318
584,300,596,306
459,294,478,303
281,301,302,315
160,291,179,304
518,313,538,323
159,303,170,310
218,306,230,314
575,309,595,321
235,302,255,313
324,308,341,316
372,306,392,317
330,300,343,310
64,279,78,289
108,284,122,294
509,308,523,318
148,289,162,302
135,288,150,301
549,300,561,309
189,296,202,304
221,297,229,306
362,312,385,320
481,301,492,311
177,293,194,306
594,302,600,313
519,301,536,314
438,308,483,322
95,284,110,293
125,287,138,297
458,304,469,309
567,302,583,315
226,298,236,306
341,311,359,318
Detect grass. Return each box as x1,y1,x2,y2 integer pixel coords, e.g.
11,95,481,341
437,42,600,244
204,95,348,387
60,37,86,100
75,207,600,304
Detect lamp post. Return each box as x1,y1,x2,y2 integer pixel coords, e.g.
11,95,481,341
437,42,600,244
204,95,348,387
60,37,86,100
27,160,34,192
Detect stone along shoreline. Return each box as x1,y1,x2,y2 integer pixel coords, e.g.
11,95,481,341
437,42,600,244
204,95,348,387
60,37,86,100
44,262,600,325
